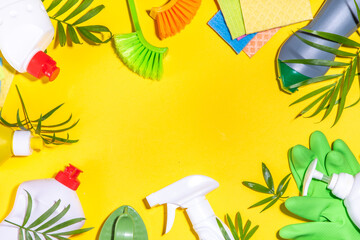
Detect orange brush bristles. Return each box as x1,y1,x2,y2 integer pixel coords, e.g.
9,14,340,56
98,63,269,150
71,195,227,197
150,0,201,39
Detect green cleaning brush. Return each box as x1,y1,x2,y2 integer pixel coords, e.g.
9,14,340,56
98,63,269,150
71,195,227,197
114,0,168,80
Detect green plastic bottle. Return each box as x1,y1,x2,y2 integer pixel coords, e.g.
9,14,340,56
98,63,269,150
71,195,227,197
0,125,43,165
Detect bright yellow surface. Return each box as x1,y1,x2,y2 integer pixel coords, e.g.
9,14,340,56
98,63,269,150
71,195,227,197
1,0,360,239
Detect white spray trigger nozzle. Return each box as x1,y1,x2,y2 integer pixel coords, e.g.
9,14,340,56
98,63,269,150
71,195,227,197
165,203,178,234
303,159,331,196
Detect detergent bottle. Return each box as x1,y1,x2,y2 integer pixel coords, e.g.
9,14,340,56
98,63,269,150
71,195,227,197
303,159,360,229
0,165,86,239
0,0,59,81
0,125,43,165
277,0,360,92
146,175,235,240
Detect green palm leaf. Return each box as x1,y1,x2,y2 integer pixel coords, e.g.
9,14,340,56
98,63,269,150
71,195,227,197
64,0,94,21
47,0,62,12
294,33,357,57
289,38,359,124
289,74,342,89
43,0,112,46
0,85,79,145
243,163,291,212
5,191,92,240
290,83,336,106
300,29,360,48
286,0,360,125
322,78,342,121
249,196,277,209
296,91,327,118
217,218,233,240
283,59,350,67
219,212,259,240
262,163,274,192
306,88,333,118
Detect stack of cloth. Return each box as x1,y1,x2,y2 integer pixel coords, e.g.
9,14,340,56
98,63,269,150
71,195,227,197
209,0,313,57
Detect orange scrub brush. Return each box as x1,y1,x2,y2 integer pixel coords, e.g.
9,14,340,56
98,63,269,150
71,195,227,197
150,0,201,39
114,0,168,80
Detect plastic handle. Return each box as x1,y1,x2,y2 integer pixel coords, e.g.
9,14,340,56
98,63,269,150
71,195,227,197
165,203,178,234
127,0,142,34
150,0,178,19
114,207,134,240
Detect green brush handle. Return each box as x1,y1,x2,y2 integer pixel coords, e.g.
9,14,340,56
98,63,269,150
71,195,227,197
127,0,143,35
126,0,168,54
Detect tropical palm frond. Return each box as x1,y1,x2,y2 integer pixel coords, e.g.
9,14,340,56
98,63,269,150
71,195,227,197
42,0,112,46
5,190,92,240
242,163,291,212
0,85,79,145
217,212,259,240
283,0,360,126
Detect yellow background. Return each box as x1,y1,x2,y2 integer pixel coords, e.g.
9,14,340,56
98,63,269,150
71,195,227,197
0,0,359,239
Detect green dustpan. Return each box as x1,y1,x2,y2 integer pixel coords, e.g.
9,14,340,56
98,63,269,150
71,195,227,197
99,206,148,240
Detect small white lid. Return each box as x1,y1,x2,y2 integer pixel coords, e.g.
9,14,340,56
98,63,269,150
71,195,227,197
12,130,32,156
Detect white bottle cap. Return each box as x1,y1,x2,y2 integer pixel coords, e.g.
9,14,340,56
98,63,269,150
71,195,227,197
12,131,32,156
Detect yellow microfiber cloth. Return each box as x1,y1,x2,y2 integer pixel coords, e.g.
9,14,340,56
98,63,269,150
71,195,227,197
240,0,313,34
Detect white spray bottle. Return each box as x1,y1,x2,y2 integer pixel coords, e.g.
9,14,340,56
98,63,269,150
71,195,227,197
146,175,234,240
303,159,360,229
0,0,60,81
0,164,86,239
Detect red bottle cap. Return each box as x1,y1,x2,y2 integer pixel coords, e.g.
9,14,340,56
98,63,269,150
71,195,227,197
55,164,83,191
27,51,60,81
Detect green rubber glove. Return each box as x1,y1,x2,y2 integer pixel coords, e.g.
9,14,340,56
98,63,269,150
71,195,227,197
280,132,360,240
289,131,332,197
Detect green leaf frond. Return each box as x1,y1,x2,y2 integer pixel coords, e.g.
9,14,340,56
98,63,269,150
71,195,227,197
218,212,259,240
242,163,291,212
287,0,360,125
43,0,112,46
0,85,79,145
5,190,92,240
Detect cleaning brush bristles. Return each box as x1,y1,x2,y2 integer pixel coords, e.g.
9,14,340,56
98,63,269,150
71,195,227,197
114,33,167,80
114,0,168,80
150,0,201,39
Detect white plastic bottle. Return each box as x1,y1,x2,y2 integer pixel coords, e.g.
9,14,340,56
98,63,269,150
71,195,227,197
303,159,360,228
0,165,85,239
0,0,60,81
146,175,234,240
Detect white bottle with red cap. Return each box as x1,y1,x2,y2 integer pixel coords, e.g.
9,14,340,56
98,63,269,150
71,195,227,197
0,165,85,238
0,0,60,81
